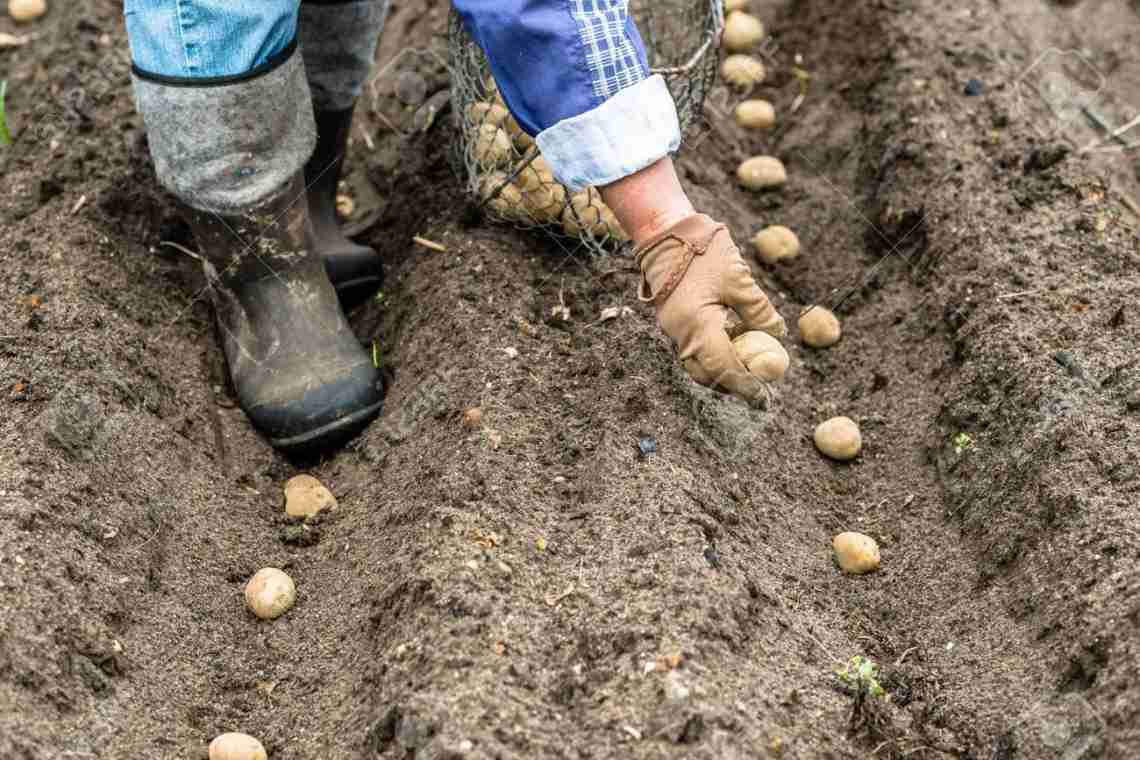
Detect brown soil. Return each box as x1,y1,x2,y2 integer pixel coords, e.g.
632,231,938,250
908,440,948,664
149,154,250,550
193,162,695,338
3,0,1139,758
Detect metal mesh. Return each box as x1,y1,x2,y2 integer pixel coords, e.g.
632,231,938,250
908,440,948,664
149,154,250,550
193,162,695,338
448,0,723,254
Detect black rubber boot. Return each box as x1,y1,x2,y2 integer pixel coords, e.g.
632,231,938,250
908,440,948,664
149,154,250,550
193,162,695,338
305,105,383,309
188,172,383,453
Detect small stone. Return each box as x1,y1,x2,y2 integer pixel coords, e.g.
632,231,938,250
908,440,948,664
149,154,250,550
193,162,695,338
244,568,296,620
963,78,985,96
284,474,337,518
638,435,658,457
814,416,862,461
798,306,841,348
494,560,513,577
463,408,483,428
751,225,800,263
8,0,46,22
832,532,880,574
208,733,267,760
664,671,691,702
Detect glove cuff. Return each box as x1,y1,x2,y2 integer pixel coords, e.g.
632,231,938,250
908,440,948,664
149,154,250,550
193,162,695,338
633,213,725,306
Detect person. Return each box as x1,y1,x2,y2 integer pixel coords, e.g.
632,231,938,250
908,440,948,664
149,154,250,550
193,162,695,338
124,0,787,453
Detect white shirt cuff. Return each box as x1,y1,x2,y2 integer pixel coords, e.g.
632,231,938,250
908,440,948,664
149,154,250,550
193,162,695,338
536,75,681,192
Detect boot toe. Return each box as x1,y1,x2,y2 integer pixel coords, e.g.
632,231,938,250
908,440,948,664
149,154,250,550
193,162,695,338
246,360,384,453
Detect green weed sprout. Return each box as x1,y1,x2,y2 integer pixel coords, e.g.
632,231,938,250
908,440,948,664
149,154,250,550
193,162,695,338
0,80,11,146
836,655,885,698
952,432,974,455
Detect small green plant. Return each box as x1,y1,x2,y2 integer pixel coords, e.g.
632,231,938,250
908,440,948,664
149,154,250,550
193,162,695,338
0,80,12,146
952,432,974,455
373,290,386,305
836,655,885,698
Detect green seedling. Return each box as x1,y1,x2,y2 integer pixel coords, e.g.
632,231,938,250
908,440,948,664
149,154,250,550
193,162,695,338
371,340,381,369
836,655,885,698
373,290,386,305
1,80,12,146
952,432,974,455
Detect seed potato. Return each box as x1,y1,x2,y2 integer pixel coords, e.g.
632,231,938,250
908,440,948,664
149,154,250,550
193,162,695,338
720,55,767,88
467,101,510,128
735,99,776,129
813,416,862,461
209,733,267,760
244,568,296,620
798,306,841,347
725,0,749,10
479,172,525,219
751,225,800,263
8,0,45,22
723,11,765,52
283,474,337,518
737,155,786,190
832,532,881,574
472,123,512,166
732,331,789,381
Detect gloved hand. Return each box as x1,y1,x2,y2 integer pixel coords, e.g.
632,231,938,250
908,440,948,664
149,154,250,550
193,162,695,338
635,213,787,403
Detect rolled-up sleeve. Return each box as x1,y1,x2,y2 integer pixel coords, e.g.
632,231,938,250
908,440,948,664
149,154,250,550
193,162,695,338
453,0,681,191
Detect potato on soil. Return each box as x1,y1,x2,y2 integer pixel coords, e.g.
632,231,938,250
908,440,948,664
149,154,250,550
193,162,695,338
814,416,862,461
798,306,841,347
721,55,767,88
737,155,786,190
832,532,881,574
723,11,765,51
245,568,296,620
751,225,800,263
8,0,46,22
725,0,749,10
209,733,267,760
467,101,510,128
732,331,789,381
284,474,337,518
472,123,512,165
735,99,776,129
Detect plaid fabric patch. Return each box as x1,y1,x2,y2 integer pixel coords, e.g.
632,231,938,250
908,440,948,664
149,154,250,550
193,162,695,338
569,0,647,101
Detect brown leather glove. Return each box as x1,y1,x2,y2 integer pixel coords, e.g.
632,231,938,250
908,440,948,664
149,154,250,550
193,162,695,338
635,213,786,403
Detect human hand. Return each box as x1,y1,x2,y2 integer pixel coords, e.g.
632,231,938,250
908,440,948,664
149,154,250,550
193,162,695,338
635,213,786,404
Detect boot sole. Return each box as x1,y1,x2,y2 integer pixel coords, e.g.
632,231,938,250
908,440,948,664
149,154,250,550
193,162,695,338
270,398,384,451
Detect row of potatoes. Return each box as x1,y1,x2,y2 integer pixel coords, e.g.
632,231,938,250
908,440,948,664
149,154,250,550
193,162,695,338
468,82,628,242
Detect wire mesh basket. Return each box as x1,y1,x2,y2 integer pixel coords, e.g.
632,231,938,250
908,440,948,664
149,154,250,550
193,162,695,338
448,0,723,253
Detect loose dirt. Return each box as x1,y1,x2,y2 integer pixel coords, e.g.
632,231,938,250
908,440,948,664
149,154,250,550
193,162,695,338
2,0,1139,758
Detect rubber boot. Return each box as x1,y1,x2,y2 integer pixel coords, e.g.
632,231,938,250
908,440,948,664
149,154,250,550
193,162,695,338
305,104,383,309
188,172,384,453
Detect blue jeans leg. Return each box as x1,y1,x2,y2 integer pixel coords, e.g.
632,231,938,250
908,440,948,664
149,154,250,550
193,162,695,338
124,0,299,79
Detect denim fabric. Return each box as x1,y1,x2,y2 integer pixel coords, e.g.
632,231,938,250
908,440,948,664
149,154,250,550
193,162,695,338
124,0,297,79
